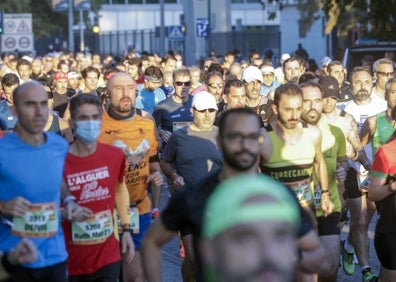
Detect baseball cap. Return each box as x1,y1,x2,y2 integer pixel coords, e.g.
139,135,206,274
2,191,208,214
202,174,300,239
242,66,263,83
53,71,68,81
280,53,291,63
321,56,332,67
192,91,218,111
318,76,340,99
261,65,275,75
21,55,33,63
67,71,80,80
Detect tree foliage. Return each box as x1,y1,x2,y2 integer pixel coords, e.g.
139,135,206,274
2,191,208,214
0,0,69,38
299,0,396,40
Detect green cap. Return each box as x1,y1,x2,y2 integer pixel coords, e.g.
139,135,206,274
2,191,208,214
202,174,301,239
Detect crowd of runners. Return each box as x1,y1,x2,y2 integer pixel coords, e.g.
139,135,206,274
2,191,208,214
1,47,396,282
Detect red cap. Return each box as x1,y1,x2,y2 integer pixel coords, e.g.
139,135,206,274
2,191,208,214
53,72,68,81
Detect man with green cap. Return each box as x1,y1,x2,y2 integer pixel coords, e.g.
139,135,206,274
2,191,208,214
141,108,324,281
199,174,300,282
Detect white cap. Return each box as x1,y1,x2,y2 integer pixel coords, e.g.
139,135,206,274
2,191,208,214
261,65,275,75
67,71,80,79
21,55,33,63
192,91,218,111
242,66,263,83
280,53,291,63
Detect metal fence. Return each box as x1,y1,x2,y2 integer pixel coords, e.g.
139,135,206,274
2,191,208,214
98,28,281,59
34,28,281,61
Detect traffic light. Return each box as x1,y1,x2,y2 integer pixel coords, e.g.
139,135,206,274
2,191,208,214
0,11,4,34
92,25,100,34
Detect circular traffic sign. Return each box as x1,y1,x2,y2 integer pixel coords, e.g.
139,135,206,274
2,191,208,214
4,37,16,49
19,36,30,48
4,20,16,33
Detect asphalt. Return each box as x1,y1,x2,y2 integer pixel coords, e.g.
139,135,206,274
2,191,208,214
156,186,381,282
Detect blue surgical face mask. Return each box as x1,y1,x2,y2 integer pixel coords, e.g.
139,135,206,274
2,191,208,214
75,120,101,144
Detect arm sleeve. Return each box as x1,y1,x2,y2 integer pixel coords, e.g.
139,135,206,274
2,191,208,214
115,181,131,226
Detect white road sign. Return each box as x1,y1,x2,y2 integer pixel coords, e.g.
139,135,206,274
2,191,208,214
1,13,34,53
1,34,34,52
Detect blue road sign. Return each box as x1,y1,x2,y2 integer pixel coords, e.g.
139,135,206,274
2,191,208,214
168,25,183,41
196,18,209,37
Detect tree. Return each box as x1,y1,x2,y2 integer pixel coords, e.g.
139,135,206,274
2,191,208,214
298,0,396,40
0,0,69,38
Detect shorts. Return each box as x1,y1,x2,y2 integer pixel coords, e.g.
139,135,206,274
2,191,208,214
374,232,396,270
317,212,341,236
7,261,67,282
345,168,363,199
122,212,151,250
69,261,121,282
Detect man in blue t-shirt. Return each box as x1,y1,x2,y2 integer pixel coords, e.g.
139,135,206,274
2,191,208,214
0,81,90,282
135,66,166,113
153,68,194,148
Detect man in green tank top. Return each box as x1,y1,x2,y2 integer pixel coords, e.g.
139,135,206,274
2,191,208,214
360,77,396,156
301,80,348,282
261,83,334,214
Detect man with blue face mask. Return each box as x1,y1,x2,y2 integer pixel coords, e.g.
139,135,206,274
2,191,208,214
62,94,135,281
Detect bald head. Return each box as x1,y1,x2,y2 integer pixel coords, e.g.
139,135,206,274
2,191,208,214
107,72,137,115
107,72,136,90
13,81,47,108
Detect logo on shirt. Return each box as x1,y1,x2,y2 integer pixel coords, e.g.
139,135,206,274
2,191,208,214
66,167,111,203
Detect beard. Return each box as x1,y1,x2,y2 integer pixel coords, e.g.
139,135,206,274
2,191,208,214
302,109,320,125
117,97,133,112
222,143,258,171
277,114,299,130
354,90,370,101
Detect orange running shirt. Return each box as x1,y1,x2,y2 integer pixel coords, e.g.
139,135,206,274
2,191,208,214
98,111,158,214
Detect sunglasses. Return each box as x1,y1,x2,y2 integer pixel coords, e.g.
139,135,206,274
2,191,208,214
207,83,224,88
194,108,217,113
175,81,191,87
376,71,394,77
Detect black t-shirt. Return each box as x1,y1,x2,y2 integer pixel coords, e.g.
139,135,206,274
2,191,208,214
162,171,313,238
161,170,314,280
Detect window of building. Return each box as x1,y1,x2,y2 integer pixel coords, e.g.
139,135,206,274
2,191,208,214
112,0,132,4
145,0,177,3
299,19,307,38
231,0,260,3
118,0,177,3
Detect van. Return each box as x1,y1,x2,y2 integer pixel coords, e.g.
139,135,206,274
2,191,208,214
342,40,396,80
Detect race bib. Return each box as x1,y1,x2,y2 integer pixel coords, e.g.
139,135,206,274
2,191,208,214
71,210,113,245
285,178,313,208
12,202,58,237
172,121,190,132
313,185,322,211
115,207,139,234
